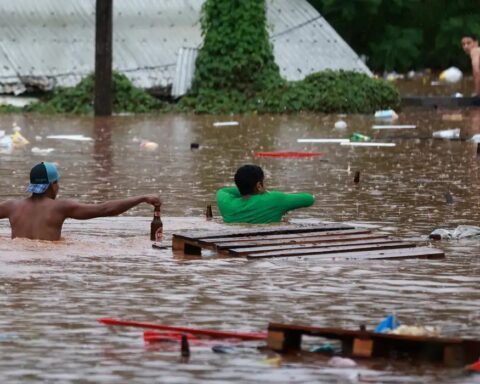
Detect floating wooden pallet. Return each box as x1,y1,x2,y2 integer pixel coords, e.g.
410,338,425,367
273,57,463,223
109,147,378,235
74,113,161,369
267,322,480,367
171,224,444,260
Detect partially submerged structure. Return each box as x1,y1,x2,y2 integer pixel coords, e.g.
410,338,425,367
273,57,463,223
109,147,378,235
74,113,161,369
0,0,370,97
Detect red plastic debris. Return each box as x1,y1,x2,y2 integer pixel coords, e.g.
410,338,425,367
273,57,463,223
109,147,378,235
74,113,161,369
466,359,480,372
255,151,324,158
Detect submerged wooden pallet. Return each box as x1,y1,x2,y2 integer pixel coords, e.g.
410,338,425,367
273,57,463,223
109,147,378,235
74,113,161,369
267,322,480,367
171,224,445,260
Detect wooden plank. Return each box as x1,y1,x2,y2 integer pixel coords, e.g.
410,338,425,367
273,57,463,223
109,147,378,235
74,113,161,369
171,236,204,255
198,228,371,244
268,323,468,345
172,223,354,241
249,246,444,261
266,330,302,352
215,233,390,250
245,241,415,259
228,238,401,256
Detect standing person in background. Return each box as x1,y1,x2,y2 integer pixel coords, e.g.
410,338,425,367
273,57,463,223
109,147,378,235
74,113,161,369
0,162,161,241
461,34,480,96
216,164,314,224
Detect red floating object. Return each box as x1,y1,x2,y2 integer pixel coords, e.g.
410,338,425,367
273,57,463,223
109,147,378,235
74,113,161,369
255,151,324,158
466,359,480,372
98,318,267,341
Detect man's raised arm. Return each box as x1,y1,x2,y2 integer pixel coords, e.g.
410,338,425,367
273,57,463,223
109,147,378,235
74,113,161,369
61,195,161,220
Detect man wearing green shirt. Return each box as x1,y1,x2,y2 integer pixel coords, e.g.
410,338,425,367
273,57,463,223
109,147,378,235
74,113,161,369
216,164,315,224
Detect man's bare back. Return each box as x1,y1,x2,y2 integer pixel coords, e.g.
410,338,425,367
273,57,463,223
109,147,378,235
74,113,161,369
1,195,160,241
0,162,161,241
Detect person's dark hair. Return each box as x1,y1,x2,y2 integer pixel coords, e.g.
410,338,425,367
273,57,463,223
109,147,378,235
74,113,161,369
234,165,264,195
463,34,478,41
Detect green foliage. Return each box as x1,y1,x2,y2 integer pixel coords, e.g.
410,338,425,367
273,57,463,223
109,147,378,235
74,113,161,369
369,26,423,72
191,0,283,94
258,71,400,114
180,70,399,114
181,0,398,114
27,72,163,114
309,0,480,71
0,105,23,113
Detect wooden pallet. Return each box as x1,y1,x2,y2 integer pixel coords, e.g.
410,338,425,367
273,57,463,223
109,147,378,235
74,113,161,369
267,323,480,367
171,224,445,260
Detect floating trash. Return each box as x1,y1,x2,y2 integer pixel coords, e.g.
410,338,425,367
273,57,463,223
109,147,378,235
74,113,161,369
11,130,29,146
334,120,347,129
140,140,159,151
439,67,463,84
389,325,440,337
328,356,357,368
432,128,460,140
371,125,416,129
31,147,55,155
470,134,480,142
465,359,480,372
350,133,371,142
0,132,13,154
441,114,463,122
46,135,93,141
341,142,396,147
213,121,239,127
375,314,400,333
429,225,480,240
374,109,398,120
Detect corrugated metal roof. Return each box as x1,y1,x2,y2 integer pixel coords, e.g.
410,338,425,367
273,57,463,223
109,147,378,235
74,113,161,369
0,0,370,95
172,47,198,98
268,0,372,79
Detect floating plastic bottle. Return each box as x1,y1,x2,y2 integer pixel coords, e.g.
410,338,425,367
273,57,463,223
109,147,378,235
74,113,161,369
432,128,460,140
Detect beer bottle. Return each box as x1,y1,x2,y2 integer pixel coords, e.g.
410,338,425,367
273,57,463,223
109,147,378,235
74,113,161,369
150,205,163,241
206,204,213,220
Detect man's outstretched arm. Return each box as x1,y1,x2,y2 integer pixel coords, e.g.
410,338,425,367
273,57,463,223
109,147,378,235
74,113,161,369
61,195,161,220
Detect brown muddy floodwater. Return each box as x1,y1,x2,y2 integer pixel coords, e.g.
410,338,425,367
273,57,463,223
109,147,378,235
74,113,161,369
0,108,479,384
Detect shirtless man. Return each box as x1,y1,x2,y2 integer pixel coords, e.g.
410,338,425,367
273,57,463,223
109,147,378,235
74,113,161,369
0,162,161,241
461,34,480,96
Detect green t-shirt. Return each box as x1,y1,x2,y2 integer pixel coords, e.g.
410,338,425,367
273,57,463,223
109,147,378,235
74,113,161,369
216,187,315,224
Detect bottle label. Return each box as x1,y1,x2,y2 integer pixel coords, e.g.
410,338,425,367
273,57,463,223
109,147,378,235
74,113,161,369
155,227,163,242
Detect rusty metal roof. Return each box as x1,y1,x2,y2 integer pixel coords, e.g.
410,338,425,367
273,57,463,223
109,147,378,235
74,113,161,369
0,0,370,95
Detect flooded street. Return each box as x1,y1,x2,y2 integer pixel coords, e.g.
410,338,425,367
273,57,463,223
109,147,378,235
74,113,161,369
0,109,479,383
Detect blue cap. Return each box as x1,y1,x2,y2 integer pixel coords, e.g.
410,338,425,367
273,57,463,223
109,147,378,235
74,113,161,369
26,162,60,194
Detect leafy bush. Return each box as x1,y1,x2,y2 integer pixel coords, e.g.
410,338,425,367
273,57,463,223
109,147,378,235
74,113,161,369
180,0,399,114
190,0,283,94
259,70,400,113
27,72,163,114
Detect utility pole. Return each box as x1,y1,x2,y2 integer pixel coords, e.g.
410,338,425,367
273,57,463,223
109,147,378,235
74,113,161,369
94,0,113,116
